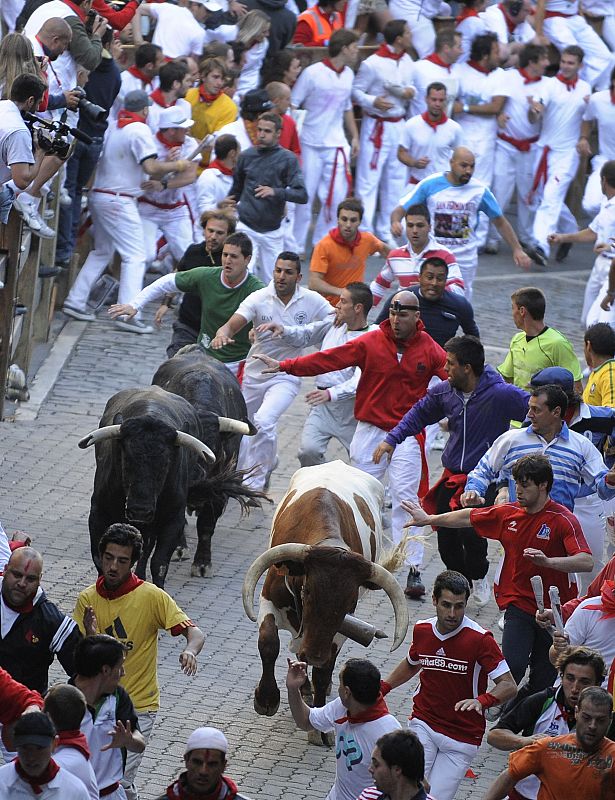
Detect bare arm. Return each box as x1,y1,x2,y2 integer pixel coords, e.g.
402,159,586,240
286,660,315,731
142,156,192,180
391,204,406,238
548,228,596,246
308,270,342,299
179,626,205,676
454,96,507,116
344,109,359,158
455,670,517,713
402,501,474,530
487,727,546,751
211,312,249,349
10,148,47,189
384,656,421,690
492,215,531,269
522,550,593,573
533,0,545,35
483,769,518,800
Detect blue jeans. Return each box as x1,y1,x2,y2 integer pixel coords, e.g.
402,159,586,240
0,185,15,225
56,137,103,262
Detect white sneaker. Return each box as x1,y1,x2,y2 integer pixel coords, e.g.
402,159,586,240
115,318,154,334
498,614,505,631
59,187,72,207
472,576,491,607
63,304,96,322
432,429,448,451
13,193,55,239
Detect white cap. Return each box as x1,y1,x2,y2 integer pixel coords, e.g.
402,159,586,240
185,727,228,755
158,106,194,130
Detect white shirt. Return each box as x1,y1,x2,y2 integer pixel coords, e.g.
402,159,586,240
388,0,441,19
0,100,33,185
92,121,158,196
352,49,415,119
535,74,591,150
236,282,333,383
309,696,401,800
139,133,197,208
23,0,78,96
456,14,488,62
479,4,535,45
583,89,615,159
215,119,252,152
498,69,547,142
0,762,90,799
589,196,615,256
234,40,268,101
544,0,579,13
292,61,354,148
119,70,159,103
400,113,463,183
565,596,615,688
147,97,192,134
452,62,509,140
582,0,614,13
54,747,99,800
409,57,459,117
148,3,205,58
195,167,233,215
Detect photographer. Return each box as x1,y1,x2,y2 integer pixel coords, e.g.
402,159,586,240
0,74,49,225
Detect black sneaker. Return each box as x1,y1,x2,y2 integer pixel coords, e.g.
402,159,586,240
524,244,548,267
404,567,425,599
555,242,572,262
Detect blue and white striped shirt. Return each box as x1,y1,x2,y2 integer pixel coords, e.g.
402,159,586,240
465,423,615,510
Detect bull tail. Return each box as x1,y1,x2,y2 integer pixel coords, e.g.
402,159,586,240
187,457,273,515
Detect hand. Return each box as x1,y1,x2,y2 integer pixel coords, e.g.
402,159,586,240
605,467,615,486
594,242,611,254
92,14,108,37
414,156,430,169
535,608,554,629
254,185,275,199
513,247,532,270
576,137,592,157
496,111,510,129
141,179,163,192
372,441,394,464
455,698,483,713
255,322,284,337
179,650,198,676
286,658,308,690
252,354,281,374
600,293,614,311
305,389,330,407
166,146,183,162
547,233,565,245
400,500,432,528
108,303,137,320
391,220,403,238
211,332,234,349
528,99,543,116
523,547,550,568
83,606,98,636
350,137,359,159
64,89,81,111
453,100,463,115
219,195,236,209
552,631,570,653
494,487,509,505
101,720,135,751
460,490,485,507
401,86,415,100
229,0,248,16
154,305,170,327
374,95,395,112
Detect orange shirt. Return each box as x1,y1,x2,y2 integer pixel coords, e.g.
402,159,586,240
508,733,615,800
310,231,384,306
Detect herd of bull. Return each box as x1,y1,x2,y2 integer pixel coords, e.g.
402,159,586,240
77,345,409,728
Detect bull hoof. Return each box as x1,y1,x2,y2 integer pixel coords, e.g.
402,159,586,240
254,693,279,717
173,546,187,562
190,563,212,578
308,729,334,747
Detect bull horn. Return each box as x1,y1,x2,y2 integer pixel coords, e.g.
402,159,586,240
218,417,251,436
78,425,122,449
175,431,216,464
368,563,410,652
242,543,311,622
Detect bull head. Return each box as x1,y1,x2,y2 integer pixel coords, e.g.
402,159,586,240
242,543,409,653
78,425,216,463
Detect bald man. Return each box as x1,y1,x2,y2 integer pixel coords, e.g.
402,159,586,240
0,548,81,696
255,289,448,597
391,147,531,300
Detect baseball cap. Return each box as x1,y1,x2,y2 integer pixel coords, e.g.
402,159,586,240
124,90,152,112
240,89,273,116
158,106,194,130
185,727,228,755
13,712,56,748
530,367,574,392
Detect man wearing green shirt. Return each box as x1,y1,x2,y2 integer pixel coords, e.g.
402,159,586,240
110,231,264,377
498,287,583,393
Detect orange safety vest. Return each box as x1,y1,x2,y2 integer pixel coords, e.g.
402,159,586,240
297,5,343,46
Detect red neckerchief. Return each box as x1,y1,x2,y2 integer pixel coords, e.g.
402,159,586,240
150,88,171,108
199,85,223,103
498,2,517,35
57,729,91,760
519,67,540,84
156,130,177,149
207,158,233,176
468,59,491,74
374,43,405,61
421,110,448,130
425,52,451,72
15,758,60,794
127,65,152,87
584,580,615,619
166,773,238,799
322,58,344,75
329,226,361,251
62,0,86,20
456,6,478,24
335,692,390,724
556,72,578,91
117,110,147,128
554,701,575,726
95,573,143,600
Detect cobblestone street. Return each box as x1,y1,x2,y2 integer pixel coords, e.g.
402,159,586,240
0,242,593,799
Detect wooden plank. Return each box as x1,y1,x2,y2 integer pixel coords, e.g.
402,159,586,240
0,212,23,420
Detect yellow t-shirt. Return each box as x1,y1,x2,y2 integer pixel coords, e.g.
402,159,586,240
185,89,238,143
583,359,615,408
74,582,192,711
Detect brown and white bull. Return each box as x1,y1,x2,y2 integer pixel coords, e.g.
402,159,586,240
242,461,409,733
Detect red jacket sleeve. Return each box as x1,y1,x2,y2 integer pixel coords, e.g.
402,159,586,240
292,20,317,45
281,336,366,376
92,0,139,30
0,668,43,725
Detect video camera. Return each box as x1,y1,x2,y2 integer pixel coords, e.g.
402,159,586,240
24,111,93,160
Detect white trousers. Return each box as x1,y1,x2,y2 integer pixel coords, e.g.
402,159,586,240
294,143,351,252
122,710,156,800
237,221,284,284
582,252,612,325
487,140,535,247
349,421,424,567
282,203,300,252
298,396,357,466
355,117,406,240
239,375,299,490
65,192,147,312
583,154,608,218
543,15,614,89
456,252,479,303
139,204,194,263
460,131,496,249
573,493,605,596
531,146,579,255
409,718,479,800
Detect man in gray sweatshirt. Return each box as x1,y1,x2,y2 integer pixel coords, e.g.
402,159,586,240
229,111,307,282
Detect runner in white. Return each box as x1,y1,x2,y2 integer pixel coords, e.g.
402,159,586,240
409,29,462,117
388,0,451,58
352,19,415,244
146,61,193,133
195,133,239,216
455,0,488,63
480,0,537,66
134,0,210,59
581,68,615,217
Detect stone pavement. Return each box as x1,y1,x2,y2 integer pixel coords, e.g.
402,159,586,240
0,241,594,799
